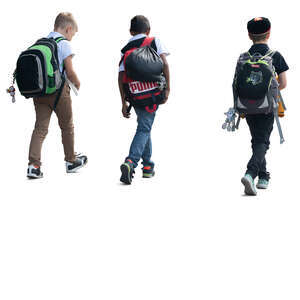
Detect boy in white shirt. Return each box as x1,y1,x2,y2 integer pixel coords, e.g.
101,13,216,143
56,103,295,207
27,12,87,178
118,15,170,184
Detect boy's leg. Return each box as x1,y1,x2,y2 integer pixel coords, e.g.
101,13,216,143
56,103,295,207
245,114,274,179
126,107,156,168
28,100,53,166
141,136,155,178
258,159,270,180
54,84,76,163
141,135,155,168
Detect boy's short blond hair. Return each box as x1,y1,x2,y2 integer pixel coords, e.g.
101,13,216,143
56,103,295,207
249,32,269,43
54,12,78,31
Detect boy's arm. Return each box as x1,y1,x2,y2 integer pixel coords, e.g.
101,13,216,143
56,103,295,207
64,56,80,90
278,71,287,90
160,54,170,104
118,71,130,118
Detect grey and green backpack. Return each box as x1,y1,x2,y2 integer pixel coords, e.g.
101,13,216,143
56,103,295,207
14,37,66,98
233,50,279,115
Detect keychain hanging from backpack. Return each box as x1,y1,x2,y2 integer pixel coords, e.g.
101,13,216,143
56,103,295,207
222,108,238,132
6,71,16,103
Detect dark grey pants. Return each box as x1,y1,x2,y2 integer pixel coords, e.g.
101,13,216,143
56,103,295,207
245,113,274,180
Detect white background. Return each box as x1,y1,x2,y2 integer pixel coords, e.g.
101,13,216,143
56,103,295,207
0,0,299,299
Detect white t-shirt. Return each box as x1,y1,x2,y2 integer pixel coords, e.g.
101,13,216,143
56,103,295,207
119,33,169,72
47,32,74,73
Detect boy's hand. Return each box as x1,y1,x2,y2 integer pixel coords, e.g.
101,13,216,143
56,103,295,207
160,54,170,104
74,80,80,90
161,88,170,104
122,103,131,118
64,56,80,90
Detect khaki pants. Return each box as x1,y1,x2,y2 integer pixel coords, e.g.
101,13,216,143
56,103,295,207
28,83,75,166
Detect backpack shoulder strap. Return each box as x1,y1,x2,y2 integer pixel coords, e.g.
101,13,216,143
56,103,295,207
261,49,276,59
52,37,67,74
121,37,147,54
145,37,157,51
239,51,251,60
150,38,157,52
54,37,67,43
246,51,252,58
140,37,156,50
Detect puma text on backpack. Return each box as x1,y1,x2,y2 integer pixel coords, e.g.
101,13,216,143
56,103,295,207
233,50,279,115
15,37,66,98
120,36,166,112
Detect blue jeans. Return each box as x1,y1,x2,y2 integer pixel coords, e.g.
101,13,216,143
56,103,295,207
126,107,157,168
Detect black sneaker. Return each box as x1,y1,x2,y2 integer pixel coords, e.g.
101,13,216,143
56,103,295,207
27,164,43,179
66,154,88,173
120,159,135,184
142,165,155,178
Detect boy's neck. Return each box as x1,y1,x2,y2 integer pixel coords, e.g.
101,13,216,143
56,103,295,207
130,30,149,37
253,40,268,45
54,28,66,37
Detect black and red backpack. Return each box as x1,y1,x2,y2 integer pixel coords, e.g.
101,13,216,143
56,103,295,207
120,36,166,113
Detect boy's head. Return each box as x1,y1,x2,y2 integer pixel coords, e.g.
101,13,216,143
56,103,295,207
247,17,271,43
54,12,78,41
130,15,150,36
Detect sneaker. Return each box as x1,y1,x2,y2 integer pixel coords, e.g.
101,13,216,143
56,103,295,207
256,178,269,189
66,154,88,173
120,159,135,184
241,174,257,196
142,165,155,178
27,164,43,179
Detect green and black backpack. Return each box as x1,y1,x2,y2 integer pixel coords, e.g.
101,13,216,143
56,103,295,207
14,37,66,98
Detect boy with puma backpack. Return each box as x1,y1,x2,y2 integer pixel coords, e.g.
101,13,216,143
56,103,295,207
233,17,288,195
14,12,87,178
118,15,170,184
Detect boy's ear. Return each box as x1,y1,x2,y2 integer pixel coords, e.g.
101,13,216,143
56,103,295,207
66,25,73,33
146,29,150,36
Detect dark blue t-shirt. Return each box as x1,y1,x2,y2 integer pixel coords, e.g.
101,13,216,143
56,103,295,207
248,43,289,75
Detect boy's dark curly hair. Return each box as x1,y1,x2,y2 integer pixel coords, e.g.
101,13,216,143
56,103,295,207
130,15,150,34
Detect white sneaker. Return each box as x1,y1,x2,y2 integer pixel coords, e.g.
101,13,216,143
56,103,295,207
27,164,43,179
66,154,88,173
256,179,269,189
241,174,257,196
